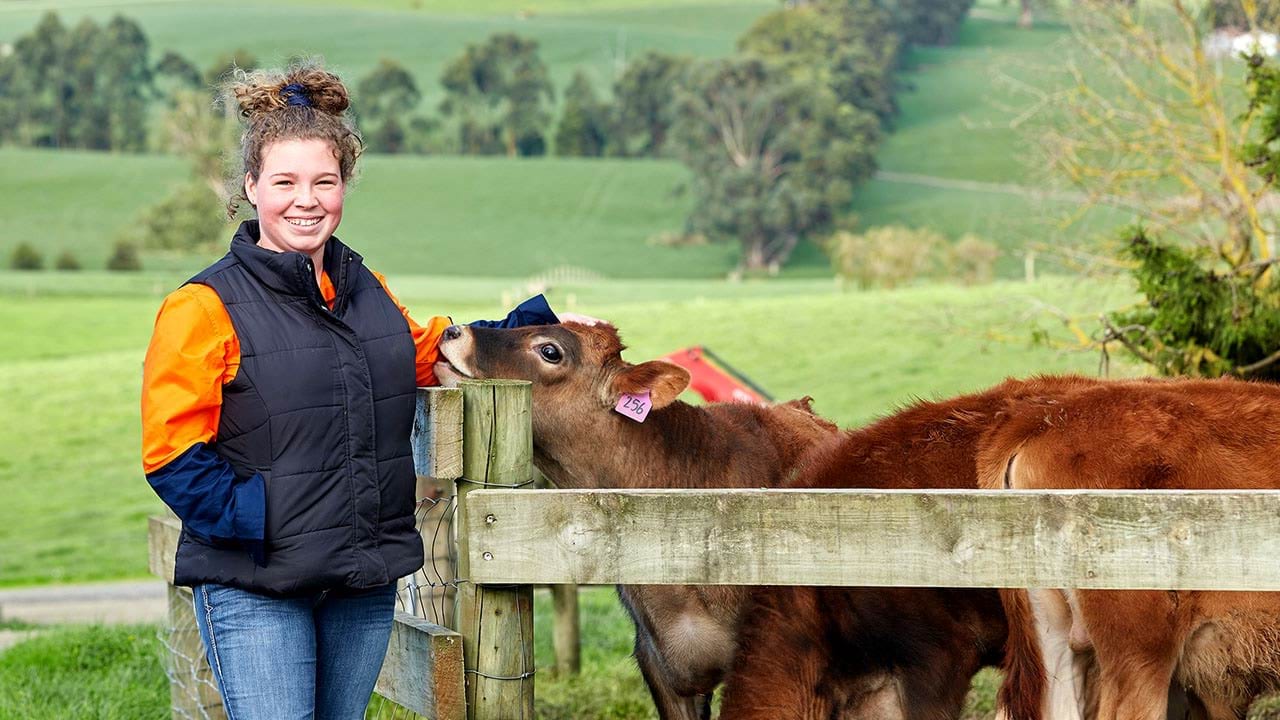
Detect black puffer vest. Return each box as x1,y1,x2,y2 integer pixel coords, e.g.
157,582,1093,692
173,221,423,596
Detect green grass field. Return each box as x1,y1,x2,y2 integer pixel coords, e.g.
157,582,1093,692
0,271,1138,587
0,146,1123,281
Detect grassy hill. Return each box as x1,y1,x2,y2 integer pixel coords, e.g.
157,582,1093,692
0,1,1132,281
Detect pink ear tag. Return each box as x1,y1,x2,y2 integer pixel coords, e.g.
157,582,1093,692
614,390,652,422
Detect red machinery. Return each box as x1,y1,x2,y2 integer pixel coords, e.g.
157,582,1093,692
659,346,773,405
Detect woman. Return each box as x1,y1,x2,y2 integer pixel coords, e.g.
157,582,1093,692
140,62,564,719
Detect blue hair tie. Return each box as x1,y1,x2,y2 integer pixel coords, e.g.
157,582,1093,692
280,83,311,107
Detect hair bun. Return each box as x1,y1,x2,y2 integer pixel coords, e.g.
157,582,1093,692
229,62,350,119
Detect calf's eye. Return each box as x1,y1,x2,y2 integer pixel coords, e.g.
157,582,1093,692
539,343,563,364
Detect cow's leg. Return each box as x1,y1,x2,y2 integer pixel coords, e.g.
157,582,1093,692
1080,590,1180,720
717,589,836,720
1028,589,1089,720
898,651,981,720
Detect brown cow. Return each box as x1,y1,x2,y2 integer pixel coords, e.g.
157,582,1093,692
976,377,1280,720
433,321,839,720
718,375,1108,720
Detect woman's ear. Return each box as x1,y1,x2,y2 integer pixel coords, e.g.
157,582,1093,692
611,360,691,409
244,172,258,207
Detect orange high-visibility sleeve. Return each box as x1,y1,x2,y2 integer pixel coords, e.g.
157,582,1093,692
141,284,239,473
372,271,450,388
142,270,443,474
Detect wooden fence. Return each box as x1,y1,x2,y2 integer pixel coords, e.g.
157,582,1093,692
151,379,1280,720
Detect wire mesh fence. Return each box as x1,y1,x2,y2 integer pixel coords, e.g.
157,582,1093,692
157,479,461,720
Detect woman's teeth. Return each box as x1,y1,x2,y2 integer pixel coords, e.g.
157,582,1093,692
287,218,321,227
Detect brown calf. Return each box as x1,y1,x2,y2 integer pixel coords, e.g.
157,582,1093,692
719,375,1107,720
976,377,1280,720
434,322,838,720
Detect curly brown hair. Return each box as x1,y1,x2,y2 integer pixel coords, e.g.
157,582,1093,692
223,60,363,218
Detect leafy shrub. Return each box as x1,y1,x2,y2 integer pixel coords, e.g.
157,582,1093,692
1106,228,1280,381
136,182,224,253
9,242,43,271
106,241,142,271
826,225,946,289
54,251,81,271
947,233,999,285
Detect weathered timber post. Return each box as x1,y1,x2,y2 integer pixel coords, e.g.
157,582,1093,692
455,379,535,720
551,584,580,675
411,387,464,625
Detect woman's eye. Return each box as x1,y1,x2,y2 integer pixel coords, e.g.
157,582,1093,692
538,344,562,364
275,181,292,187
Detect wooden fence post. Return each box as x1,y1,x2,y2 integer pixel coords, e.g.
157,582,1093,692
551,584,580,676
455,379,535,720
411,387,464,626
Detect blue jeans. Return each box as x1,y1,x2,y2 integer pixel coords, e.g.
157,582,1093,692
192,582,398,720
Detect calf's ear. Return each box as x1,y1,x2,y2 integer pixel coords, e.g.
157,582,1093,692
612,360,691,410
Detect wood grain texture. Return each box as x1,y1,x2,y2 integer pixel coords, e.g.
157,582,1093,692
149,515,180,585
375,612,466,720
455,380,535,720
414,387,464,482
464,488,1280,590
551,584,581,676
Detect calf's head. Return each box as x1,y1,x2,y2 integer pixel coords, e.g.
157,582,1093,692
434,322,691,436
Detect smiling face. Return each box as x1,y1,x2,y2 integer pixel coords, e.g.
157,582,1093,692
243,138,345,266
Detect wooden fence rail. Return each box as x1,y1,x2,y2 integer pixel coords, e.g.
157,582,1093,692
463,487,1280,591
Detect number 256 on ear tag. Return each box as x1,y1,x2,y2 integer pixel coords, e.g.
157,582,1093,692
614,391,652,422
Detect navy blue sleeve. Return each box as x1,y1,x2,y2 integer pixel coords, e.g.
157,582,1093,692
145,443,266,565
468,294,559,329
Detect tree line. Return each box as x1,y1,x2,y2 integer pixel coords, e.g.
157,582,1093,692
4,1,977,274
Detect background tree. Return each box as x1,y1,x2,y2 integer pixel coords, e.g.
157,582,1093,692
554,71,610,157
439,33,554,157
741,0,900,126
358,59,422,153
204,48,258,89
0,12,155,151
670,57,879,274
63,18,108,150
161,89,234,199
97,15,153,152
890,0,977,46
609,52,691,157
154,51,202,96
1,12,68,146
131,181,226,254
